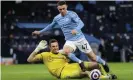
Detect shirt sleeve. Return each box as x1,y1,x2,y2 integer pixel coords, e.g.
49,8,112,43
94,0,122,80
34,54,43,61
39,18,57,34
70,12,84,31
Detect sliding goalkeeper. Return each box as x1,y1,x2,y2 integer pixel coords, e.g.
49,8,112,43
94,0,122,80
27,39,116,79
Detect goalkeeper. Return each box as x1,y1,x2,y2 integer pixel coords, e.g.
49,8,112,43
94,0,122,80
27,39,115,79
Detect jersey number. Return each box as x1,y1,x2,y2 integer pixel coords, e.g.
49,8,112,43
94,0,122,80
82,43,89,50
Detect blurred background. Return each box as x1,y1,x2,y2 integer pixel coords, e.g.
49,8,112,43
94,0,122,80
1,1,133,64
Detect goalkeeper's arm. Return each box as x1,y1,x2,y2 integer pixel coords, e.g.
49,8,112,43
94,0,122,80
27,40,47,62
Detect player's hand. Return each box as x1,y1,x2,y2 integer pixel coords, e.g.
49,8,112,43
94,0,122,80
32,30,41,36
71,29,78,35
34,40,48,53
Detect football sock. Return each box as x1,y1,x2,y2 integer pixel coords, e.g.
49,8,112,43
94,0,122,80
68,53,82,63
96,56,106,65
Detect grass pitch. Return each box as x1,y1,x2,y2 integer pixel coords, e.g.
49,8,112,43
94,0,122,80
1,63,133,80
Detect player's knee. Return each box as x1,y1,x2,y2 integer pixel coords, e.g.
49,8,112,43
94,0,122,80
63,49,71,54
63,46,74,54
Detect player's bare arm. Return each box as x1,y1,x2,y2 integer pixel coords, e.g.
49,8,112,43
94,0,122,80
32,30,41,36
32,18,56,36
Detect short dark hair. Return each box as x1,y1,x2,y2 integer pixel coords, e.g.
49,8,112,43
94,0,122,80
57,1,66,6
49,39,58,46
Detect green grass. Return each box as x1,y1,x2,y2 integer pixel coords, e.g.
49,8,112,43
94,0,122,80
1,63,133,80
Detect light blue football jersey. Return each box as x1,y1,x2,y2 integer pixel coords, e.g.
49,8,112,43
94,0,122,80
40,10,85,41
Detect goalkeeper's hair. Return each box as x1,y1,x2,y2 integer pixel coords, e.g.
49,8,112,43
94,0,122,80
57,1,67,6
49,39,58,46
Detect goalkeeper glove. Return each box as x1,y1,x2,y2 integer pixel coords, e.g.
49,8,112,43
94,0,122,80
34,40,48,53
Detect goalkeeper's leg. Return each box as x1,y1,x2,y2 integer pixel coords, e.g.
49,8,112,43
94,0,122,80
98,64,107,76
83,62,111,79
98,64,117,79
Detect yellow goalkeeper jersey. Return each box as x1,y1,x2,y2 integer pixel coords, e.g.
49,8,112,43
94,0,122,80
34,52,68,78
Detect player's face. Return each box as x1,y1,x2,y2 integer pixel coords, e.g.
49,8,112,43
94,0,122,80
57,4,67,16
50,42,59,54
